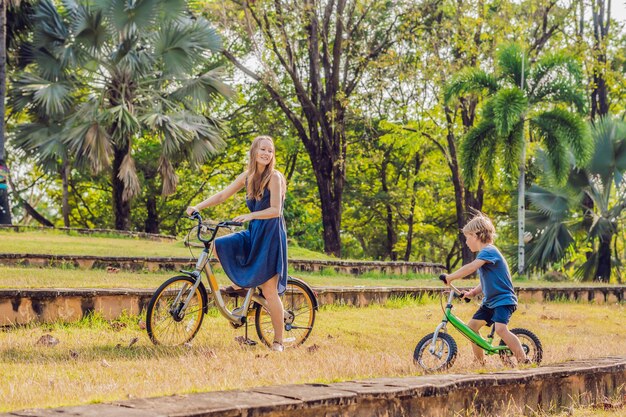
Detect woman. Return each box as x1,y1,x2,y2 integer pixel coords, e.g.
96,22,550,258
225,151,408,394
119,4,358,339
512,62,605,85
186,136,288,352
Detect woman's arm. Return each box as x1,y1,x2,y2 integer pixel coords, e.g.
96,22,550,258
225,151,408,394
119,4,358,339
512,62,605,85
186,172,246,215
443,258,487,284
233,171,283,222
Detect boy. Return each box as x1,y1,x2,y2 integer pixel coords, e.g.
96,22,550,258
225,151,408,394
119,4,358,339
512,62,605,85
442,212,529,365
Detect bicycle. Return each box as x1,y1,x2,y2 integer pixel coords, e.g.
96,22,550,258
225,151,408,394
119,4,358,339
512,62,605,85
145,212,318,349
413,274,542,371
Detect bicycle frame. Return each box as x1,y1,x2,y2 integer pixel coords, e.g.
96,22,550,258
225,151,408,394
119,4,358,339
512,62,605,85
430,283,510,356
176,218,270,327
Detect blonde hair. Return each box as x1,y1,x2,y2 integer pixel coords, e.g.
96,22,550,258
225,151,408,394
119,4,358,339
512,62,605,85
462,211,496,243
247,135,276,201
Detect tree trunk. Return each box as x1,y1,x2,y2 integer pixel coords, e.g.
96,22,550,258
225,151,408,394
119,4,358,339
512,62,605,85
61,159,70,227
144,194,159,234
517,141,527,275
112,144,131,230
313,151,343,257
444,107,473,267
595,232,612,282
0,1,11,225
404,153,422,261
381,151,397,260
590,0,610,120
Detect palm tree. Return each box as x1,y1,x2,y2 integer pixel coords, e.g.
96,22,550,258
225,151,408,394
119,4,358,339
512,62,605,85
526,117,626,282
445,43,591,274
12,0,231,229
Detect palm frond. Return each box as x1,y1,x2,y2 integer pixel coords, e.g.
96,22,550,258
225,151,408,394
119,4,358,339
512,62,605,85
529,51,583,98
10,73,74,117
531,79,586,114
460,119,496,188
526,185,570,220
93,0,160,40
443,67,498,104
589,117,626,187
118,153,141,201
525,221,574,271
496,43,528,89
502,121,524,182
158,155,178,196
72,4,108,56
490,87,527,137
531,109,591,180
169,68,234,106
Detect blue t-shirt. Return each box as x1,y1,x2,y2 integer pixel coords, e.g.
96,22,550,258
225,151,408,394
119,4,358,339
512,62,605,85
476,245,517,308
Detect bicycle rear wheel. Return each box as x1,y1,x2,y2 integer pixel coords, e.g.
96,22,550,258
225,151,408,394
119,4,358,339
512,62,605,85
255,276,317,348
499,328,543,365
146,276,206,346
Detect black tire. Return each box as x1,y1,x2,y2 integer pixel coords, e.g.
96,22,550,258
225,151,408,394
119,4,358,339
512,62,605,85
146,276,206,346
255,276,317,348
413,332,458,372
499,328,543,365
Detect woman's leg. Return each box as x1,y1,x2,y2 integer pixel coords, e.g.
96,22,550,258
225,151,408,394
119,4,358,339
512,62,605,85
259,275,284,346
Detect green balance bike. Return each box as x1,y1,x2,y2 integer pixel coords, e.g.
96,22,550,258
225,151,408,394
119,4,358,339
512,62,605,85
413,275,543,371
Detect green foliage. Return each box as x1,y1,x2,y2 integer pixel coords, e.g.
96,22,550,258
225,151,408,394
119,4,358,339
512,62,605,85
525,117,626,281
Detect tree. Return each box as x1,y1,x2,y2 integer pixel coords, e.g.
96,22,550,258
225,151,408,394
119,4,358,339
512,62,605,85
446,43,591,274
526,117,626,282
218,0,414,257
12,0,231,230
0,0,11,224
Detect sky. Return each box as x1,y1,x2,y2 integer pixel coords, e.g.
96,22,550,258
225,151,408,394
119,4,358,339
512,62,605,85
612,1,626,23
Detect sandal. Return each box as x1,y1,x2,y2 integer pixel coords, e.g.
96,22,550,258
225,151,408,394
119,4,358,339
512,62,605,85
220,285,249,297
271,341,284,352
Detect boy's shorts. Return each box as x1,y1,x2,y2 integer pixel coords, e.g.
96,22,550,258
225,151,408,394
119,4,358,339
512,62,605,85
472,304,517,326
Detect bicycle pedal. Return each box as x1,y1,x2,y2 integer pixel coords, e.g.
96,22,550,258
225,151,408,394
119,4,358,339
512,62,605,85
234,336,257,346
229,321,244,329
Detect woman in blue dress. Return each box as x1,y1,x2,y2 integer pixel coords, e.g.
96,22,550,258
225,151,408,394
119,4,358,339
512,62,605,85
186,136,288,351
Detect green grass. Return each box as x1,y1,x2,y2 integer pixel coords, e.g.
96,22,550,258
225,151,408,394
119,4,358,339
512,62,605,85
1,300,624,413
0,229,333,260
2,264,624,290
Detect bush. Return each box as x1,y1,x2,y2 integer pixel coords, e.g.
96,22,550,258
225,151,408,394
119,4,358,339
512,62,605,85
541,271,569,282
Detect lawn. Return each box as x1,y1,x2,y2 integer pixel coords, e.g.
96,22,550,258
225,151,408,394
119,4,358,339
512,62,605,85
0,229,330,260
1,298,624,413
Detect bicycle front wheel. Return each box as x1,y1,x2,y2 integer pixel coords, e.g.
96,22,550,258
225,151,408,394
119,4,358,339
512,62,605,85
255,276,317,348
413,332,458,372
146,276,206,346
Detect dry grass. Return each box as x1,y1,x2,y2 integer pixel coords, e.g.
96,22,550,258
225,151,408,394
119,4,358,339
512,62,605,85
1,298,624,413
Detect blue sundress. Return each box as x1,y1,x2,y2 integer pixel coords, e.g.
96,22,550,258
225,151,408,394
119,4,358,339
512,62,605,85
214,187,288,295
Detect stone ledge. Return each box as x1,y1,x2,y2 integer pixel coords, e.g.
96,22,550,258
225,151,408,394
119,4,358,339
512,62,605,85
1,286,624,325
3,356,625,416
0,253,444,276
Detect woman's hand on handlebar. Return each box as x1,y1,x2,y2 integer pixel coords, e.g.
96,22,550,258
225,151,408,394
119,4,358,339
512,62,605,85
186,206,199,217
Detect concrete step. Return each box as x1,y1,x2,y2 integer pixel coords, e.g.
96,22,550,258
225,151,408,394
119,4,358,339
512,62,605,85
0,285,624,326
3,356,625,416
0,253,444,276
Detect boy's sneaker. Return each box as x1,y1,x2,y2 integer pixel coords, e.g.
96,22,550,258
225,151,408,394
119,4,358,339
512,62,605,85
271,341,284,352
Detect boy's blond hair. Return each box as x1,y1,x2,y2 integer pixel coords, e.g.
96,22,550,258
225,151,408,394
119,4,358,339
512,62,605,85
462,211,496,243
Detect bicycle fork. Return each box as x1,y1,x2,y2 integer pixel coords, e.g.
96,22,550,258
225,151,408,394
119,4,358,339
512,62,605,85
429,319,449,357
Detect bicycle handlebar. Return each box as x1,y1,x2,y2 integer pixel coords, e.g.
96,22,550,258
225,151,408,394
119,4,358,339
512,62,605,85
188,212,243,246
439,274,471,303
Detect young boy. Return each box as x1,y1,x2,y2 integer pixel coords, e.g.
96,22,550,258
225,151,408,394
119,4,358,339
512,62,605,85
442,212,529,365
